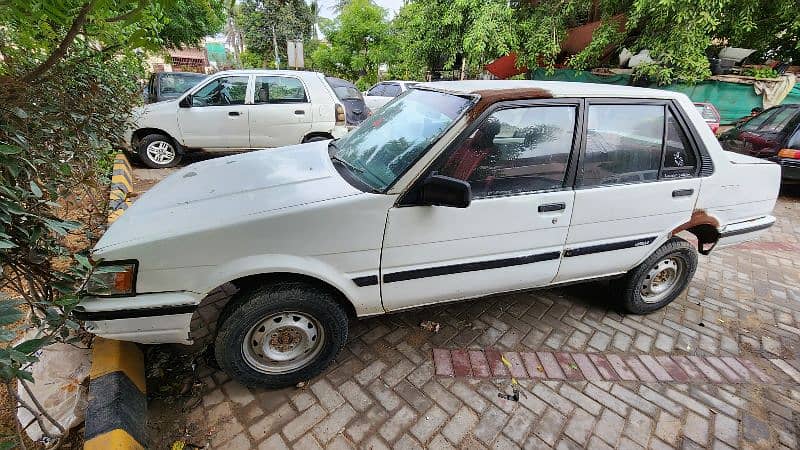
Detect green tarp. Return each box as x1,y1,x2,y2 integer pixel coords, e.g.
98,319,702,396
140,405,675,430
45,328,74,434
528,68,800,124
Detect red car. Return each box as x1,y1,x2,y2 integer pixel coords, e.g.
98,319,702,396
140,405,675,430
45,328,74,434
694,102,721,134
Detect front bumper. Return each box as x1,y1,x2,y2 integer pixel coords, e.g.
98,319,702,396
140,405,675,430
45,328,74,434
75,292,199,344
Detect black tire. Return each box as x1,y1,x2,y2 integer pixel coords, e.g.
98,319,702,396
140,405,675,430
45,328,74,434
303,135,330,143
617,237,698,314
214,282,348,389
137,133,182,168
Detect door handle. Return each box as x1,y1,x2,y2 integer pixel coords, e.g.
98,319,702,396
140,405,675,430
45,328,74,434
294,110,305,115
538,202,566,213
228,111,241,116
672,189,694,197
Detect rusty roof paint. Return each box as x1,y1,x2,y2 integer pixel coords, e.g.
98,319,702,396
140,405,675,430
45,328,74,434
468,88,553,120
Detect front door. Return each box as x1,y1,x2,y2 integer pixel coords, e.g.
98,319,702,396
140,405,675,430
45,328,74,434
249,76,313,148
555,101,702,283
380,101,582,311
178,75,251,149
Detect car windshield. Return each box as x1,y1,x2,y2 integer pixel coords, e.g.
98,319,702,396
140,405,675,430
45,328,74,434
331,89,472,191
159,73,206,98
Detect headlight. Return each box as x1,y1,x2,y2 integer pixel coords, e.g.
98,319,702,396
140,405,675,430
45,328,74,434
85,261,138,297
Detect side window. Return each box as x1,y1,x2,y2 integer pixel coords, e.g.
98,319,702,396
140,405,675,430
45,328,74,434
662,110,697,177
367,84,385,96
254,76,307,104
578,104,664,187
192,76,248,107
383,83,402,97
437,106,577,198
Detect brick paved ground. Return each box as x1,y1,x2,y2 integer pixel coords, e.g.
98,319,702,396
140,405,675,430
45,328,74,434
145,187,800,450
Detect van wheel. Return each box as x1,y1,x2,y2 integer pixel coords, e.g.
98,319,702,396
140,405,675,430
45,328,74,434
617,238,697,314
137,133,181,168
214,282,348,389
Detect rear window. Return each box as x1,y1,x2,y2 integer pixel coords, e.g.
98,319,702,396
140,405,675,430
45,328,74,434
333,86,363,100
694,104,719,122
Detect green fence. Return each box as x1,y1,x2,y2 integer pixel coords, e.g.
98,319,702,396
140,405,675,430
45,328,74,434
528,68,800,124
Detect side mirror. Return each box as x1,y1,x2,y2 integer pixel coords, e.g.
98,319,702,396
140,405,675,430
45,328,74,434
179,95,192,108
419,174,471,208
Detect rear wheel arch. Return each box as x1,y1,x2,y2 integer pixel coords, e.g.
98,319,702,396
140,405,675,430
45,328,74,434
671,210,721,255
302,132,334,143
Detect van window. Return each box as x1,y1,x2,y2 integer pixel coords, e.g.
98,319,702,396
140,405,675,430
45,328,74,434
437,106,577,197
254,76,307,104
578,104,664,187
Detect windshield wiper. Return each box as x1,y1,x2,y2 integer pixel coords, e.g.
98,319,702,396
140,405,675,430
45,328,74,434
329,142,364,174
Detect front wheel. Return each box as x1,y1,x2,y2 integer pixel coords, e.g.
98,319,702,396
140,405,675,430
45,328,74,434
214,282,349,389
137,133,182,168
617,237,698,314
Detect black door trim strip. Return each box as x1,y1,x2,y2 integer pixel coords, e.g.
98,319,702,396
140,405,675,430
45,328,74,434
564,236,657,258
352,275,379,287
382,251,561,284
720,222,773,238
73,304,197,321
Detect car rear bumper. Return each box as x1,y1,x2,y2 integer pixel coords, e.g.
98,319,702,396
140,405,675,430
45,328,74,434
717,215,776,248
74,292,198,344
776,158,800,182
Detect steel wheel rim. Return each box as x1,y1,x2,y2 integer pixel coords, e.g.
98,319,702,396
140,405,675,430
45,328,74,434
145,140,176,165
242,311,325,374
640,257,684,304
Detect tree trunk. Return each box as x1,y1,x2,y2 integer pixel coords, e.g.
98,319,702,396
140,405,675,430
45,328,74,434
460,57,466,80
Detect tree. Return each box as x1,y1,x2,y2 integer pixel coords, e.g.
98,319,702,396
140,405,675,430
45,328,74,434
311,0,394,87
159,0,226,48
238,0,314,68
391,0,517,79
224,0,245,67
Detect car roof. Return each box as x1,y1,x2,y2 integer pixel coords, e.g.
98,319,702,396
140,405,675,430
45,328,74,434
416,80,687,100
212,69,323,77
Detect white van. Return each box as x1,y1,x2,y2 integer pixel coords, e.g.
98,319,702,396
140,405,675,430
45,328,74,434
125,70,350,168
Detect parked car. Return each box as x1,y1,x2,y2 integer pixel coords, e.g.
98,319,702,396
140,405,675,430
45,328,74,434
145,71,207,104
694,102,720,134
362,80,417,112
126,70,350,168
718,104,800,182
325,76,368,127
80,81,780,388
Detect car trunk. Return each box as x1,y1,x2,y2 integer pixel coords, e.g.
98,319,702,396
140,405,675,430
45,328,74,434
326,77,368,125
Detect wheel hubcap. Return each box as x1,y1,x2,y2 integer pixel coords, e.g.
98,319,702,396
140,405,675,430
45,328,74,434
242,312,324,374
640,257,684,304
145,140,176,164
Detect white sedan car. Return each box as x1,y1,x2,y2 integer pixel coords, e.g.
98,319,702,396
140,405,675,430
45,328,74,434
126,70,350,168
362,80,417,112
80,81,779,388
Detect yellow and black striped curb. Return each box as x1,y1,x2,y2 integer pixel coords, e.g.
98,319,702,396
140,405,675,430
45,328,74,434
84,338,148,449
85,159,148,449
108,153,134,225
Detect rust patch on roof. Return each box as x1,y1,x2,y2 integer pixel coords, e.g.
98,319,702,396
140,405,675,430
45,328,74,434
468,88,553,120
672,209,720,235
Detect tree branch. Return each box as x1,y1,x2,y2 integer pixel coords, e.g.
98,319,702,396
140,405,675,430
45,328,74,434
105,0,147,23
21,2,95,83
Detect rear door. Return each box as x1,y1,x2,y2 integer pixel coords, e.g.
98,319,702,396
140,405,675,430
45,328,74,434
177,75,251,149
555,100,702,283
380,100,582,311
248,75,313,147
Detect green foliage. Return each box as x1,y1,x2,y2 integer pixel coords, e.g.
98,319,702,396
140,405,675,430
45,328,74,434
238,0,314,68
311,0,393,86
159,0,227,48
745,66,780,79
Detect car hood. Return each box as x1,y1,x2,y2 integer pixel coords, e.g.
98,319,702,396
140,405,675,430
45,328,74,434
94,141,362,253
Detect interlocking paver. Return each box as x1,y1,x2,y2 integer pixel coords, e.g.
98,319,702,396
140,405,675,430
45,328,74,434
149,192,800,449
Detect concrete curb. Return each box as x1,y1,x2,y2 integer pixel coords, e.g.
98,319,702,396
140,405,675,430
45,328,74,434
85,155,148,449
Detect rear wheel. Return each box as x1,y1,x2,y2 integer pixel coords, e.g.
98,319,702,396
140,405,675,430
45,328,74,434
617,238,698,314
303,135,331,143
214,282,348,389
137,133,181,168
